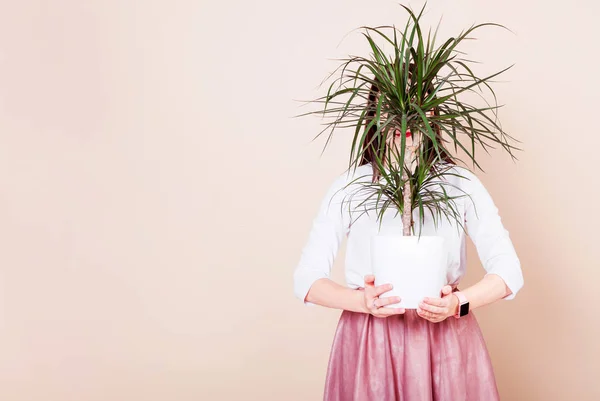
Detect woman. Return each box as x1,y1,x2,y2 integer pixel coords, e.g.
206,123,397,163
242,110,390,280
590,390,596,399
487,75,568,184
293,79,524,400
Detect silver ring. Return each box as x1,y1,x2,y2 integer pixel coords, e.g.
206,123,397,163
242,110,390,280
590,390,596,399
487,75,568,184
372,298,379,309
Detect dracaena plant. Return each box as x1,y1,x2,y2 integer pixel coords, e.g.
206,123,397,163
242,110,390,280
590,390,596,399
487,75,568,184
294,2,522,238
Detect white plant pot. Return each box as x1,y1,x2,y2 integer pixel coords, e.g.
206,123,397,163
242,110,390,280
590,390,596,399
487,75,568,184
370,235,447,309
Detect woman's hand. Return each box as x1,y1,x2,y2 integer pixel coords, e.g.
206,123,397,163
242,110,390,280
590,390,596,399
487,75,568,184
361,274,406,317
417,285,458,323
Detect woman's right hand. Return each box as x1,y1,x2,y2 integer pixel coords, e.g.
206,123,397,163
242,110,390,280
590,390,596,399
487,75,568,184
362,274,406,317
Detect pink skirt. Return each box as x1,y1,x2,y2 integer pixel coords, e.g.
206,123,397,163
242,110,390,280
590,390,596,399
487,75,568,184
323,298,501,400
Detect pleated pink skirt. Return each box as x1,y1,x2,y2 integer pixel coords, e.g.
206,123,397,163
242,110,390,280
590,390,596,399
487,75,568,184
323,303,501,400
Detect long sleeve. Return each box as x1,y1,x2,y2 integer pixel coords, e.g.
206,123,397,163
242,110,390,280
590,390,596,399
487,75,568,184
462,168,524,300
293,172,352,306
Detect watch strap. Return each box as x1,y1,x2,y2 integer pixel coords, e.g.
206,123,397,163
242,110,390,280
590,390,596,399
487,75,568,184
453,291,469,318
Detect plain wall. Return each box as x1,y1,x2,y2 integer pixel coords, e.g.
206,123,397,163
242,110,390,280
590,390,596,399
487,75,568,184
0,0,598,400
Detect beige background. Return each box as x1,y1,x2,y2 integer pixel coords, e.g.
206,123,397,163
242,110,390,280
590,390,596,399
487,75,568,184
0,0,598,400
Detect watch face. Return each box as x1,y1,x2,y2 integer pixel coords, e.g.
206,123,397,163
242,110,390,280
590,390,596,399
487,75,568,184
459,302,470,317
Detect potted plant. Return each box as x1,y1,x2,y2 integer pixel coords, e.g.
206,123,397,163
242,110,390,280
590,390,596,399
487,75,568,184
293,3,521,308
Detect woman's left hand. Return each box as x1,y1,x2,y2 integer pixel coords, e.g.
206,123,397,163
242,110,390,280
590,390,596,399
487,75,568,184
416,285,458,323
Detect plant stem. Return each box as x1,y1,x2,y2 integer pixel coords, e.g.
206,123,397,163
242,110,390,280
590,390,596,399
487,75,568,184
402,150,415,236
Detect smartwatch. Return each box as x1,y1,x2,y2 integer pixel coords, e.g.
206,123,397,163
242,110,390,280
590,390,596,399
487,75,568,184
453,291,469,318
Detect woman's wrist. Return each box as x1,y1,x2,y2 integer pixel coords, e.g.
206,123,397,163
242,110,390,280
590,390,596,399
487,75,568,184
450,293,460,317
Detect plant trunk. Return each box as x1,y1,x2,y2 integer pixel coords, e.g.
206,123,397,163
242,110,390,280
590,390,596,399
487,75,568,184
401,167,412,236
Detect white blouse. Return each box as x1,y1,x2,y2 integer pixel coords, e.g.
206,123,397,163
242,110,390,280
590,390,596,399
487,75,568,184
293,162,524,306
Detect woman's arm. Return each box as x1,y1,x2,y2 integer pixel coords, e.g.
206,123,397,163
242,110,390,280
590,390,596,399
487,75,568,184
293,172,350,307
303,278,367,312
417,273,511,321
451,273,513,314
305,276,406,317
293,171,405,316
418,170,523,321
459,168,524,307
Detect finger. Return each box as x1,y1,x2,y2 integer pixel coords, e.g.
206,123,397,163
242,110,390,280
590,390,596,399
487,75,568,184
373,283,393,297
418,306,445,322
377,307,406,316
418,301,446,315
422,297,448,307
441,285,452,296
377,296,402,307
416,308,428,319
417,306,439,319
417,307,434,320
364,274,376,288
